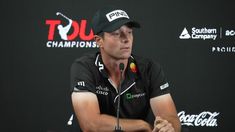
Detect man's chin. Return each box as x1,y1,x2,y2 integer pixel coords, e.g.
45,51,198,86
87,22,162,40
119,54,131,59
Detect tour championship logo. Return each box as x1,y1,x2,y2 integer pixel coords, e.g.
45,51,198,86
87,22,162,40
179,27,217,40
178,111,220,127
45,12,98,48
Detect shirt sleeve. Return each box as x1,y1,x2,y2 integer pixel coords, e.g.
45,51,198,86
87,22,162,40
70,60,96,93
148,60,170,98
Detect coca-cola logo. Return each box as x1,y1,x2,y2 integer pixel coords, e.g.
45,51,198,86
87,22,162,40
178,111,220,127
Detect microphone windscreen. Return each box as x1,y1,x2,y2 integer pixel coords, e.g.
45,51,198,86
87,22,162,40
119,63,124,71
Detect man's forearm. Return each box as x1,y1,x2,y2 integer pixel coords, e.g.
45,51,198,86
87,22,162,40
119,118,152,132
80,114,152,132
165,115,181,132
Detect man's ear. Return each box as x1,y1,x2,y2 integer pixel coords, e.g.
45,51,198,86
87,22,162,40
94,35,103,48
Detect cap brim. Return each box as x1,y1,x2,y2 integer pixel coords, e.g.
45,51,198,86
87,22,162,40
103,19,140,33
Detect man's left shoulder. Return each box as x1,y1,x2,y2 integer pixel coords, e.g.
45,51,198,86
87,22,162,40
131,54,160,68
131,54,150,63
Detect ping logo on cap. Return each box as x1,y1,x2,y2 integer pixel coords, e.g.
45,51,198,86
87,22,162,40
106,10,129,22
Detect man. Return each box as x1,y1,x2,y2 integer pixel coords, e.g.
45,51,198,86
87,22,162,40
70,6,181,132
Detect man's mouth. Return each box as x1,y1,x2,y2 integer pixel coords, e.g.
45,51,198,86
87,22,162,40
120,47,130,50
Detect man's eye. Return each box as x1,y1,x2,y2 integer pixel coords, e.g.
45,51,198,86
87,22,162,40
112,32,120,36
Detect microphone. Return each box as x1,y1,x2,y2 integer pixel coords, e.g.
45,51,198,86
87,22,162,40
115,63,124,132
119,63,124,71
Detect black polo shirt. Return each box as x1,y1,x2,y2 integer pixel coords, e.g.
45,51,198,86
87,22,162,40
70,52,170,129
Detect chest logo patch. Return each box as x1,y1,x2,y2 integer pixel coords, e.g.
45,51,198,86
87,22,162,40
130,62,137,73
126,92,146,100
96,85,109,96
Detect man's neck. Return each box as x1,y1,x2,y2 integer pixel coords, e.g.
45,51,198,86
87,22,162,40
100,53,128,87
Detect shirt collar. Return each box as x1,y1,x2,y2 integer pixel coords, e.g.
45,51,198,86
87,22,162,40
94,52,138,80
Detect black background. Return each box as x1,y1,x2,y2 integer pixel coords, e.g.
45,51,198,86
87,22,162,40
1,0,235,131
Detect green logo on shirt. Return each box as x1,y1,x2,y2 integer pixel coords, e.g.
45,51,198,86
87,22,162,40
126,93,132,100
126,93,146,100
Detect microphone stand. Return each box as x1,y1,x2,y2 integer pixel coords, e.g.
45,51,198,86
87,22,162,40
115,63,124,132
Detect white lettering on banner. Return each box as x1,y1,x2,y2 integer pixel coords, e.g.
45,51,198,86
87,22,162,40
179,27,218,40
191,34,217,40
225,30,235,36
67,114,73,125
191,27,217,40
192,27,217,34
106,10,129,22
46,41,98,48
178,111,220,127
212,46,235,53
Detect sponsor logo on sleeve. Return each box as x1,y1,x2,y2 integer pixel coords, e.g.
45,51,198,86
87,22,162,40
160,83,169,90
77,81,85,87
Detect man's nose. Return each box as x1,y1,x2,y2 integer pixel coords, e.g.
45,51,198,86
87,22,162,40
120,32,129,43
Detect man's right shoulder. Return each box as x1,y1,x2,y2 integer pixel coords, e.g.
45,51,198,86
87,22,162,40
73,52,97,65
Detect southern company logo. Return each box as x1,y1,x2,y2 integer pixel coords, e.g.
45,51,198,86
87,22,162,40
179,27,217,40
179,28,191,39
45,12,98,48
179,26,235,53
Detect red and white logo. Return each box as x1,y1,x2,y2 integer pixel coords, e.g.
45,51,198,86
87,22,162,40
45,12,98,48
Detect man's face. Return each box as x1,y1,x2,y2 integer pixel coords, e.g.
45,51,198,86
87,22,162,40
99,25,133,60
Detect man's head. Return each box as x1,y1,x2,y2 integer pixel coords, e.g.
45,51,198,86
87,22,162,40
91,6,140,60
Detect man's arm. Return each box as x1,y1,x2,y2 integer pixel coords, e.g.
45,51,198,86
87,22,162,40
72,92,152,132
150,93,181,132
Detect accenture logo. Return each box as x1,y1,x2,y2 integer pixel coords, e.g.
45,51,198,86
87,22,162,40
179,27,217,40
225,29,235,36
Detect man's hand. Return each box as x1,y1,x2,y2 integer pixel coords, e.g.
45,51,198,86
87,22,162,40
152,116,175,132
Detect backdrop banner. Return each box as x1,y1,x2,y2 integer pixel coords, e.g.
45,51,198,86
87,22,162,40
2,0,234,132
